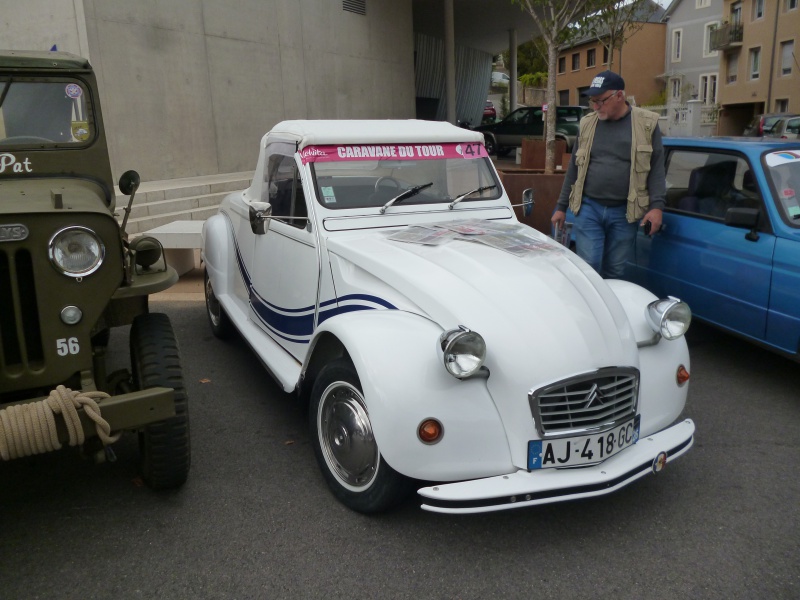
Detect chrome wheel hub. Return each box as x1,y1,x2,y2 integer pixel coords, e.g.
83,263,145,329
318,381,378,489
205,277,222,326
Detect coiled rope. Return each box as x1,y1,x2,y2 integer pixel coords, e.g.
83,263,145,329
0,385,121,461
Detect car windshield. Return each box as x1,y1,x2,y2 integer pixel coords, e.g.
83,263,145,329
765,149,800,225
0,79,92,147
304,142,501,210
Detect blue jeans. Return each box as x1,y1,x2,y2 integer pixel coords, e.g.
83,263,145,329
574,197,638,279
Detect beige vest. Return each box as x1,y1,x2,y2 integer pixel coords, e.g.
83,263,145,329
568,106,660,223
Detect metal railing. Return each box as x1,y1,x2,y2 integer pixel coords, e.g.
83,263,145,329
709,23,743,51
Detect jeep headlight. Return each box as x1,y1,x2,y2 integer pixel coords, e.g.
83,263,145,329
646,297,691,340
439,326,486,379
49,227,105,277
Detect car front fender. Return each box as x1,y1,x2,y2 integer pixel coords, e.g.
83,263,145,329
310,310,514,482
202,212,233,293
606,279,690,435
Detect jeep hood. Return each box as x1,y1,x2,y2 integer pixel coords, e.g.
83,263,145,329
325,229,640,377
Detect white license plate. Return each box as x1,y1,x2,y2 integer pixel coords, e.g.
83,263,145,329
527,416,640,470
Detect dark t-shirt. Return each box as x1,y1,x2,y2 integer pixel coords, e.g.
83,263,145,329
557,106,665,211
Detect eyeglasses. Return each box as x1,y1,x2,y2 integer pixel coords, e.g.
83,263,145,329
589,92,618,107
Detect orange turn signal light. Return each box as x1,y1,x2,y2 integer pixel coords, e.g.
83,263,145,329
676,365,690,386
418,419,444,444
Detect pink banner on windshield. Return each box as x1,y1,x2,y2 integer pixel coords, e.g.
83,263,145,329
299,142,487,164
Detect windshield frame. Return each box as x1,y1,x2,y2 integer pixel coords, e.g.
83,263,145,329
763,148,800,228
306,143,502,212
0,76,96,149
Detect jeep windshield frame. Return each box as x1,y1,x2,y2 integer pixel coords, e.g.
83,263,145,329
0,77,95,148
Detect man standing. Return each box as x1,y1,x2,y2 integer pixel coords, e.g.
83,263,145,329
551,70,665,279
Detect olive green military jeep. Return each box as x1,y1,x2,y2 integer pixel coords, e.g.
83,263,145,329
0,50,189,488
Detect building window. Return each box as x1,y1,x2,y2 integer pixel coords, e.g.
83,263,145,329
672,29,683,62
749,47,761,80
559,90,570,106
731,1,742,24
776,99,789,112
670,77,682,101
602,47,609,64
703,22,719,57
787,0,798,11
727,52,739,83
752,0,764,20
587,48,596,68
571,53,580,71
558,56,566,74
696,0,710,7
699,74,717,104
780,41,794,75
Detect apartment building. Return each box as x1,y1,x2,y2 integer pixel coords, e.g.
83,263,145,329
662,0,724,108
712,0,800,134
555,3,666,107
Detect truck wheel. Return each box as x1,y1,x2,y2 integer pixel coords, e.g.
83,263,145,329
204,269,233,339
310,359,411,513
130,313,190,489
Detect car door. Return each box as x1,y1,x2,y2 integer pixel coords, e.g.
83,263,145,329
494,107,533,146
250,151,319,361
627,147,776,341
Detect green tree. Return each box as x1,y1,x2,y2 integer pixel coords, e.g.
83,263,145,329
512,0,616,173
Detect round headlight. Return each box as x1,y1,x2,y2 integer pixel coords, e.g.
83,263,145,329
49,227,105,277
646,297,692,340
439,326,486,379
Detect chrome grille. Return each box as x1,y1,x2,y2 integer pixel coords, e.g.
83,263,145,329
0,247,44,375
529,367,639,437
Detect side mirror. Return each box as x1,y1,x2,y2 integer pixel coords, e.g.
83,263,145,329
724,207,760,241
522,188,534,217
118,170,141,235
118,170,141,196
249,201,272,235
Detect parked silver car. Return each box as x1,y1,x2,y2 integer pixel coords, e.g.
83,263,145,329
764,115,800,140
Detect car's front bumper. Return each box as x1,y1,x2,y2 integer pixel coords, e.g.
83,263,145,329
417,418,694,514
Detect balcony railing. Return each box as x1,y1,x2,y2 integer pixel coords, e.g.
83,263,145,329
709,23,743,51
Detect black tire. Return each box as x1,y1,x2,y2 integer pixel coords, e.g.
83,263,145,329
310,359,411,513
496,147,512,158
483,135,497,156
130,313,191,489
204,269,233,339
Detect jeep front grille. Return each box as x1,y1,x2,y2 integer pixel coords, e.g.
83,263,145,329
529,367,639,436
0,248,44,374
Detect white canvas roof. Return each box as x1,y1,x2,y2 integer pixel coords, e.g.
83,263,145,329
263,119,484,149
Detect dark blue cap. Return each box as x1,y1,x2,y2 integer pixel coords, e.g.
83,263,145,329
583,70,625,96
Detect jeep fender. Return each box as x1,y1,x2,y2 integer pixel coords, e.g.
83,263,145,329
310,309,513,481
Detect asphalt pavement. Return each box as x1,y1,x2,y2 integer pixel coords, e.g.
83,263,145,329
1,293,798,599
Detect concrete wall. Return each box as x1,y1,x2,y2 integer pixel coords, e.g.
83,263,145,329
1,0,416,182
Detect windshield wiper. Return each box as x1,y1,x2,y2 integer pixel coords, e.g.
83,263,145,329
380,182,434,214
448,185,496,209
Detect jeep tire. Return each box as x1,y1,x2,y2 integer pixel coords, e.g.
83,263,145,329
130,313,191,489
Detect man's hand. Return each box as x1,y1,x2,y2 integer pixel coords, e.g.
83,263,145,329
551,210,567,230
641,208,663,235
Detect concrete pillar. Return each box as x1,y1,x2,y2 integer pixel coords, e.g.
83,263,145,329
509,28,517,112
444,0,457,124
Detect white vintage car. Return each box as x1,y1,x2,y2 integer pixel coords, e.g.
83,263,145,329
202,119,695,514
